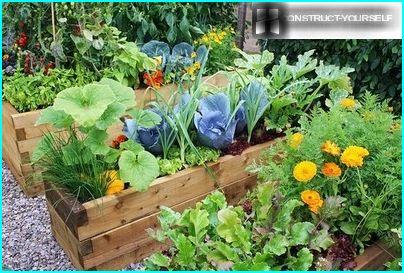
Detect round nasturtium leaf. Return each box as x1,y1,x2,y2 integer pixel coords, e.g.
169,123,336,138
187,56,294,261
118,150,159,192
53,83,116,128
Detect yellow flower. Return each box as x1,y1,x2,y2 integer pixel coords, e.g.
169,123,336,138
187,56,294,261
340,98,356,109
153,56,162,66
322,162,342,177
194,62,201,69
104,170,124,195
191,52,197,58
293,161,317,182
106,180,124,195
301,190,324,214
321,140,341,156
340,146,369,168
289,132,304,149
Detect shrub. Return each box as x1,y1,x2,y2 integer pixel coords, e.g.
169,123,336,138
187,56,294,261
259,39,402,112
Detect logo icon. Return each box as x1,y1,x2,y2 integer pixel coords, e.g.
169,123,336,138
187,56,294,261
252,3,286,38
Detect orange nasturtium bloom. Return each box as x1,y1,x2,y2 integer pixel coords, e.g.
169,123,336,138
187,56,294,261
301,190,324,214
322,162,342,178
293,161,317,182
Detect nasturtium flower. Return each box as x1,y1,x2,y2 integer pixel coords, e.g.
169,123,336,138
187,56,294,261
301,190,324,214
293,161,317,182
340,145,369,168
289,132,304,149
340,98,356,109
321,140,341,156
322,162,342,177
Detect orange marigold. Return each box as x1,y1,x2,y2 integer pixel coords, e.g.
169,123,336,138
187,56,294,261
321,140,341,156
322,162,342,178
301,190,324,214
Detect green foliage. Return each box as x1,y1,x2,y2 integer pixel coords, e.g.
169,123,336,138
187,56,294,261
2,67,97,112
32,130,112,202
230,49,354,131
158,158,183,176
145,182,333,270
158,146,220,176
110,3,237,45
249,93,401,246
194,26,238,73
34,79,161,194
106,42,156,88
259,39,402,112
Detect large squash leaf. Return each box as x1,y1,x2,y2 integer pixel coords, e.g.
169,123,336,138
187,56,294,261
118,150,159,191
53,83,116,128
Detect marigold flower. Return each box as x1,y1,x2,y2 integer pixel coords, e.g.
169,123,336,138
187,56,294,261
340,98,356,109
293,161,317,182
322,162,342,177
340,146,369,168
289,132,304,149
301,190,324,214
321,140,341,156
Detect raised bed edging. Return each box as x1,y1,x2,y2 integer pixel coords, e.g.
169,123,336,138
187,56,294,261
2,73,229,197
45,140,276,270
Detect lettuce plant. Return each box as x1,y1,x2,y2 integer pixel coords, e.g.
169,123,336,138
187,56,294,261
34,78,161,193
194,93,241,150
240,80,270,142
145,182,333,270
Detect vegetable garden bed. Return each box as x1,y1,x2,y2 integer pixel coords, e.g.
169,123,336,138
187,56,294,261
2,73,229,197
45,140,274,270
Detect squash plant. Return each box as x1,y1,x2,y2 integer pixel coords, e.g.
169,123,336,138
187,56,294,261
145,182,334,270
33,78,162,200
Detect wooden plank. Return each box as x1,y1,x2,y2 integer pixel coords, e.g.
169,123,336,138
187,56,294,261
93,238,165,270
47,202,84,269
45,182,88,238
11,108,41,130
354,241,397,270
81,175,256,269
77,141,273,241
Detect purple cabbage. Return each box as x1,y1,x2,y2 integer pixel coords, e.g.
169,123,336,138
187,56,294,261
123,108,172,155
194,93,237,150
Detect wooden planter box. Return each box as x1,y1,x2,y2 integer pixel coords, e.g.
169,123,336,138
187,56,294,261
45,141,275,270
2,73,229,196
354,241,399,270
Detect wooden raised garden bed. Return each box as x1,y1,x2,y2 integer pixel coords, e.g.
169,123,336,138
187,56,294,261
45,140,275,270
2,73,229,197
